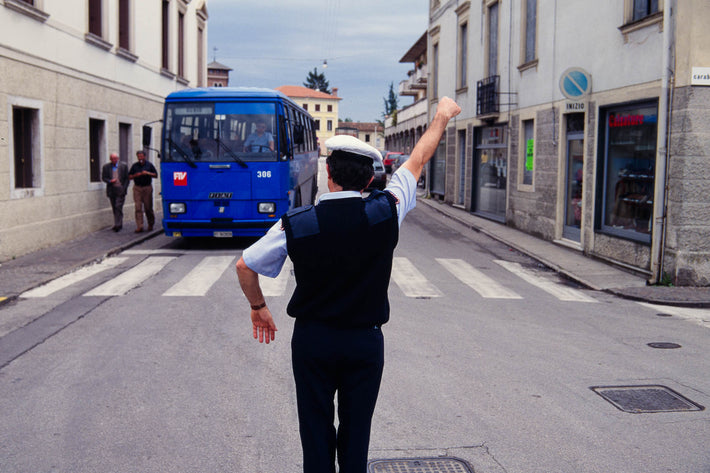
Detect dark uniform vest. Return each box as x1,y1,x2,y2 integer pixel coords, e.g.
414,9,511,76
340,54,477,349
282,190,399,328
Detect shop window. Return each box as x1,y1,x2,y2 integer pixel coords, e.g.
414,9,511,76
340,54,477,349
521,119,534,186
599,102,657,242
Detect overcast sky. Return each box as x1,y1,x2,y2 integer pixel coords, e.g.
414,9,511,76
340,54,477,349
206,0,429,123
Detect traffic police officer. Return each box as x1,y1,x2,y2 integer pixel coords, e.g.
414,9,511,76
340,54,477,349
236,96,461,473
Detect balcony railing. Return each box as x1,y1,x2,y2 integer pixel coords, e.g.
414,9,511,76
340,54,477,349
476,75,499,116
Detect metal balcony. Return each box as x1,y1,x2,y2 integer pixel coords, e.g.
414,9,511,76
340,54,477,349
476,75,499,116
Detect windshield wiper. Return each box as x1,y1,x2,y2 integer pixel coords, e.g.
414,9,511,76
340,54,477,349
213,138,248,168
167,137,197,168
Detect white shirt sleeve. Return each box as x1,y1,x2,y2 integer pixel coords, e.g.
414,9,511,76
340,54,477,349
241,220,288,278
385,167,418,227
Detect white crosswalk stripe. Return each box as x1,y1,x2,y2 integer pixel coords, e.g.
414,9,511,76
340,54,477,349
436,258,522,299
259,259,293,297
22,253,603,304
494,260,598,303
162,256,234,296
84,256,176,296
21,257,129,298
391,257,443,298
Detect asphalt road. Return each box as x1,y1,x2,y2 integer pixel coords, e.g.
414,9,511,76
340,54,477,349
0,179,709,472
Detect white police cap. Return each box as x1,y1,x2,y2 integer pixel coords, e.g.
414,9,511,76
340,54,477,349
325,135,381,162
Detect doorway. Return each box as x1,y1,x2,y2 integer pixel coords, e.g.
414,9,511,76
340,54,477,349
562,113,584,241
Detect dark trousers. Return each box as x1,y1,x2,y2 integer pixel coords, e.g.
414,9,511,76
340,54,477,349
291,320,384,473
108,189,126,228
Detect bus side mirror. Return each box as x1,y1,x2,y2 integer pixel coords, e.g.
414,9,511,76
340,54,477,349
142,125,152,147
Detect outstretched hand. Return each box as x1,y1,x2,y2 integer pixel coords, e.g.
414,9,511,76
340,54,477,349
251,306,277,344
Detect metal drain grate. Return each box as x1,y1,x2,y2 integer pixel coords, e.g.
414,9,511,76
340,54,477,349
368,457,474,473
591,385,705,413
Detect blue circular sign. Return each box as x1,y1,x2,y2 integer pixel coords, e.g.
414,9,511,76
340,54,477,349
560,68,591,99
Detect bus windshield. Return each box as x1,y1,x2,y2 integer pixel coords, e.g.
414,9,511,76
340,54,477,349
163,102,279,163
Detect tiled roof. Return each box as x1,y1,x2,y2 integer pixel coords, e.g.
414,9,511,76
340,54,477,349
276,85,342,100
337,121,381,132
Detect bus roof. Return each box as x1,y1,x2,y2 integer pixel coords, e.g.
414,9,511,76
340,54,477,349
166,87,290,102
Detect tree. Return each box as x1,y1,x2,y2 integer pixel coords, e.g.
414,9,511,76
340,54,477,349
383,82,399,126
303,68,331,94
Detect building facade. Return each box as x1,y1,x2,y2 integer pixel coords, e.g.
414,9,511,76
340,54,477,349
336,121,384,152
0,0,208,261
385,32,429,156
276,85,341,155
425,0,710,286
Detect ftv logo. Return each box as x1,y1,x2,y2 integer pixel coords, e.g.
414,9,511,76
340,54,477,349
173,172,187,186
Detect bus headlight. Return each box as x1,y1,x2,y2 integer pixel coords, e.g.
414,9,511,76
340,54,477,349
169,202,186,214
258,202,276,214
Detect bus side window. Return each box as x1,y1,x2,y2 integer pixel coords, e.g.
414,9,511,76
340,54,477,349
279,113,292,159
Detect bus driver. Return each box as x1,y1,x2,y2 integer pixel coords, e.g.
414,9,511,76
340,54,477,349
243,118,275,152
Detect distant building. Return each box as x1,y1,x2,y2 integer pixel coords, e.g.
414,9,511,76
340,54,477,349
385,32,428,155
0,0,209,260
276,85,341,155
336,122,383,152
207,60,232,87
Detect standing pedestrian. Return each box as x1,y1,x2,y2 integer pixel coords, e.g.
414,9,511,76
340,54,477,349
236,97,461,473
128,150,158,233
101,153,129,232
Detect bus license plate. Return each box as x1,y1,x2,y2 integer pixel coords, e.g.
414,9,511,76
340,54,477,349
213,231,233,238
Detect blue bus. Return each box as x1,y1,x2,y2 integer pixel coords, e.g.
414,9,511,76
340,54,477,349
159,87,319,238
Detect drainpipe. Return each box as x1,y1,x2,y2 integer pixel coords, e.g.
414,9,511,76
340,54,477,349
649,0,675,284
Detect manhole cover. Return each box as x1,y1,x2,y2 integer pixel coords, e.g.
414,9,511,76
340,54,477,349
591,385,705,413
368,457,474,473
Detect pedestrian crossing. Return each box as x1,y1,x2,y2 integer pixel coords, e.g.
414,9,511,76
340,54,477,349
19,252,603,304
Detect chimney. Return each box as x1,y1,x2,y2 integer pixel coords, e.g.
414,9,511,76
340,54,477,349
332,87,338,97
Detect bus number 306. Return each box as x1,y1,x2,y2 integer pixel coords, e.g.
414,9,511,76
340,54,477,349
257,170,272,178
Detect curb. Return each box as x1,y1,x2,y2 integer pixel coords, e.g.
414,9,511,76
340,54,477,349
0,229,162,309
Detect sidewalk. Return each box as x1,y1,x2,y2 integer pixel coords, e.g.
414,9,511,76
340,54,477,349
0,220,163,307
2,201,710,308
416,195,710,308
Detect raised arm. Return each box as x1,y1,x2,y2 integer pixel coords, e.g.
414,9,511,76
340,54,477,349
402,97,461,182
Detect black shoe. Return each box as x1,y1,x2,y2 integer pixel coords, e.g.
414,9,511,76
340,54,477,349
114,226,122,232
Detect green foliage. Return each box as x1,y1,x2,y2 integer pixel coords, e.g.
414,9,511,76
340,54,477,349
303,68,331,94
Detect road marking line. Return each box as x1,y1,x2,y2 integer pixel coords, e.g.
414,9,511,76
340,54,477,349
84,256,175,296
391,257,443,298
437,258,522,299
122,249,189,255
259,259,293,297
21,257,129,298
162,256,234,296
494,260,598,302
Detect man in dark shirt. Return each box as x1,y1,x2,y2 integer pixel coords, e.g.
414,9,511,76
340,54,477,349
101,153,129,232
128,150,158,233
